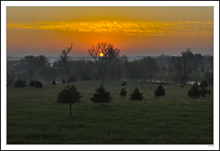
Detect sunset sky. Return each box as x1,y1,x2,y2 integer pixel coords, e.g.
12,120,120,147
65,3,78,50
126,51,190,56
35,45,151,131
7,6,213,57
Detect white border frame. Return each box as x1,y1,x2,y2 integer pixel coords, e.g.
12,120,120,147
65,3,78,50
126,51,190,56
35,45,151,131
1,1,219,150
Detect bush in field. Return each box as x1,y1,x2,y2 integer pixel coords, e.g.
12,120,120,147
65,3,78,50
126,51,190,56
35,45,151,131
7,74,14,88
121,81,127,86
67,75,77,83
200,80,208,88
200,88,207,97
180,85,184,88
188,82,210,98
35,80,43,88
28,80,43,88
90,86,113,106
130,88,143,100
207,89,212,95
188,83,200,98
154,85,165,97
14,79,27,88
62,78,66,83
57,84,82,116
194,82,199,87
29,80,35,87
119,88,127,97
52,80,56,85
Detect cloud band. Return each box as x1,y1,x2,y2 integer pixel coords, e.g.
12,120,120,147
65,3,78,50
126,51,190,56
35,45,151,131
7,20,213,37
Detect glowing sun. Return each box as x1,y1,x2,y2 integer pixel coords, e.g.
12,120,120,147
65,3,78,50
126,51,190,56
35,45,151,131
99,53,104,57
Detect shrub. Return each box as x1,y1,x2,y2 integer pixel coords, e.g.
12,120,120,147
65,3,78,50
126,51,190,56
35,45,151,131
119,88,127,97
58,84,82,103
29,80,35,87
194,82,199,87
67,75,77,83
28,80,43,88
188,84,200,98
200,80,208,88
57,84,82,116
90,85,113,106
130,88,143,101
180,85,184,88
154,85,165,97
14,79,27,88
7,74,14,88
52,80,56,85
35,81,43,88
121,81,127,86
62,78,65,83
200,88,207,97
207,89,212,95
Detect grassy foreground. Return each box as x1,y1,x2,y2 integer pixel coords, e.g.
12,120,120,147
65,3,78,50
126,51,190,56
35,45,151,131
7,80,213,144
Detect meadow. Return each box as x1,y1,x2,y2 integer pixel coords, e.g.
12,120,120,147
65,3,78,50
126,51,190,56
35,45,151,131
7,80,213,144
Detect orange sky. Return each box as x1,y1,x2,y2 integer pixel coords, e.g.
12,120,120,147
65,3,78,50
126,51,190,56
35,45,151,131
7,7,213,57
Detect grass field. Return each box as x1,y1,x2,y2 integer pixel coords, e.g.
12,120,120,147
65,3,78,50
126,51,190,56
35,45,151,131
7,80,213,144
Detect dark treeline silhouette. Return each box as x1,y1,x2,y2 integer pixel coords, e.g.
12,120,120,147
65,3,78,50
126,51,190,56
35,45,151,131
7,46,213,86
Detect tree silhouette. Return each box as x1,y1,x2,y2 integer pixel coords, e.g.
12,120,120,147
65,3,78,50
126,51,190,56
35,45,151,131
130,88,143,100
119,88,127,97
35,80,43,88
200,80,208,88
174,48,198,85
121,81,127,86
29,80,35,87
154,85,165,97
57,84,82,116
90,85,113,106
188,84,200,98
14,79,27,88
88,42,120,85
60,44,73,79
52,80,56,85
141,56,158,82
7,74,14,88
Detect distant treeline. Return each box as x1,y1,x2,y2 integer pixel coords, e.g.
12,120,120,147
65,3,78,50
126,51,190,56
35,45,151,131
7,52,213,85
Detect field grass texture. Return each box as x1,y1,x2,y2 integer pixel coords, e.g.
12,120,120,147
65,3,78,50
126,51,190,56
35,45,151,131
7,80,213,144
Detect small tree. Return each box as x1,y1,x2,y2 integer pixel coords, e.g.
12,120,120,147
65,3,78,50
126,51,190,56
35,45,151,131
154,85,165,97
207,89,212,95
29,80,35,87
14,79,27,88
194,82,199,87
119,88,127,97
52,80,56,85
57,84,82,116
35,80,43,88
200,88,207,97
130,88,143,100
7,74,14,88
188,84,200,98
200,80,208,88
90,85,113,106
121,81,127,86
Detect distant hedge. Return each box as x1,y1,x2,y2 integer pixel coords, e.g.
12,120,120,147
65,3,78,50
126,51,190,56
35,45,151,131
14,79,27,88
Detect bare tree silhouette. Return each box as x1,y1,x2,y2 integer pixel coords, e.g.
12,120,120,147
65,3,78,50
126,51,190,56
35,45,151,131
60,44,73,79
88,42,120,85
